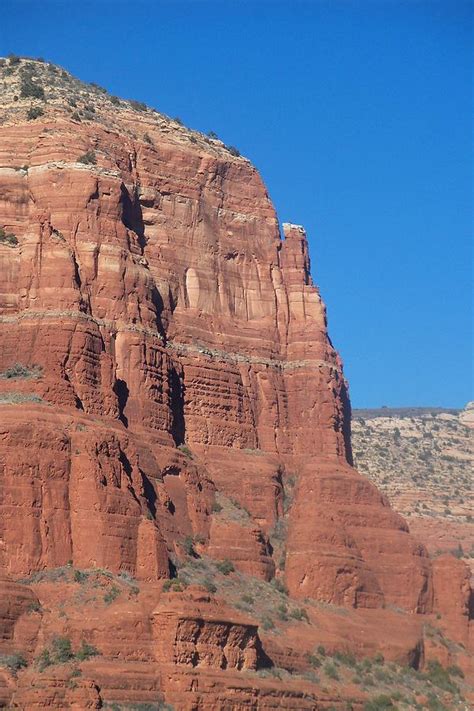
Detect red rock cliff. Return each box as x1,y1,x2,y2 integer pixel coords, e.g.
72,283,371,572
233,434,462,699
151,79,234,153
0,58,471,709
0,61,432,610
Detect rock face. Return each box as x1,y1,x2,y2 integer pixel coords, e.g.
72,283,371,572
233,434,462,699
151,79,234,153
460,401,474,429
0,58,472,709
0,60,430,608
152,588,261,670
432,556,473,641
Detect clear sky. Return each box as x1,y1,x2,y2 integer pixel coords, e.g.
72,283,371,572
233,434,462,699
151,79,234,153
2,0,472,408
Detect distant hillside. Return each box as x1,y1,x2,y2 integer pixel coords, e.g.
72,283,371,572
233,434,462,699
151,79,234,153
353,406,460,419
352,405,474,571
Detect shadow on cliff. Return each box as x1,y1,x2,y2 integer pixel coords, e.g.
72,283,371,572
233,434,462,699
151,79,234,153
113,379,129,427
141,472,158,518
121,183,146,251
169,367,186,446
341,380,354,466
256,640,274,670
121,183,167,341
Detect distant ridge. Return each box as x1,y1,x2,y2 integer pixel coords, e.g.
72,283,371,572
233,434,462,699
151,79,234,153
352,406,460,419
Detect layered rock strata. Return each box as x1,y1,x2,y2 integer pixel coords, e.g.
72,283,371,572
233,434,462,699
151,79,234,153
0,58,472,709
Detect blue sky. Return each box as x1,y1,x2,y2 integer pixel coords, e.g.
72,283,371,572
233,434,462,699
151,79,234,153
2,0,472,407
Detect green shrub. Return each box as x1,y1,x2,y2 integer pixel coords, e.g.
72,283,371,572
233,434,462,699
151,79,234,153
261,615,275,630
270,518,287,543
203,578,217,594
271,578,288,595
52,636,74,663
446,664,464,678
103,586,120,605
73,570,88,583
35,636,98,670
20,76,45,100
129,100,147,112
144,132,153,145
0,228,18,246
182,536,195,556
216,559,234,575
0,363,42,379
0,652,27,672
426,694,448,711
211,501,223,513
226,145,240,157
363,695,395,711
36,636,74,670
177,443,193,459
27,599,42,613
162,579,186,592
8,54,21,66
27,106,44,120
334,650,357,667
207,131,218,139
110,96,121,105
89,82,106,93
241,594,254,605
305,652,321,668
77,150,96,165
373,668,390,683
422,660,459,693
289,607,309,622
0,392,43,404
76,641,99,661
36,648,52,671
317,645,326,656
324,662,339,680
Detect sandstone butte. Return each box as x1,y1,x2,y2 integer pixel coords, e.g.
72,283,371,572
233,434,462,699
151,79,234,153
0,58,472,711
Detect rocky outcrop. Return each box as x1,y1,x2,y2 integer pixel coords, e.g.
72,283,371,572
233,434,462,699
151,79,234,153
0,58,472,708
0,408,213,579
10,673,101,711
0,86,434,612
207,519,275,581
432,555,473,645
152,587,261,670
0,581,41,655
460,401,474,428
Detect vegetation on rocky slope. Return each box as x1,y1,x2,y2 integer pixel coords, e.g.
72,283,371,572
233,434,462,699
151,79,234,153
352,407,473,566
0,55,242,157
